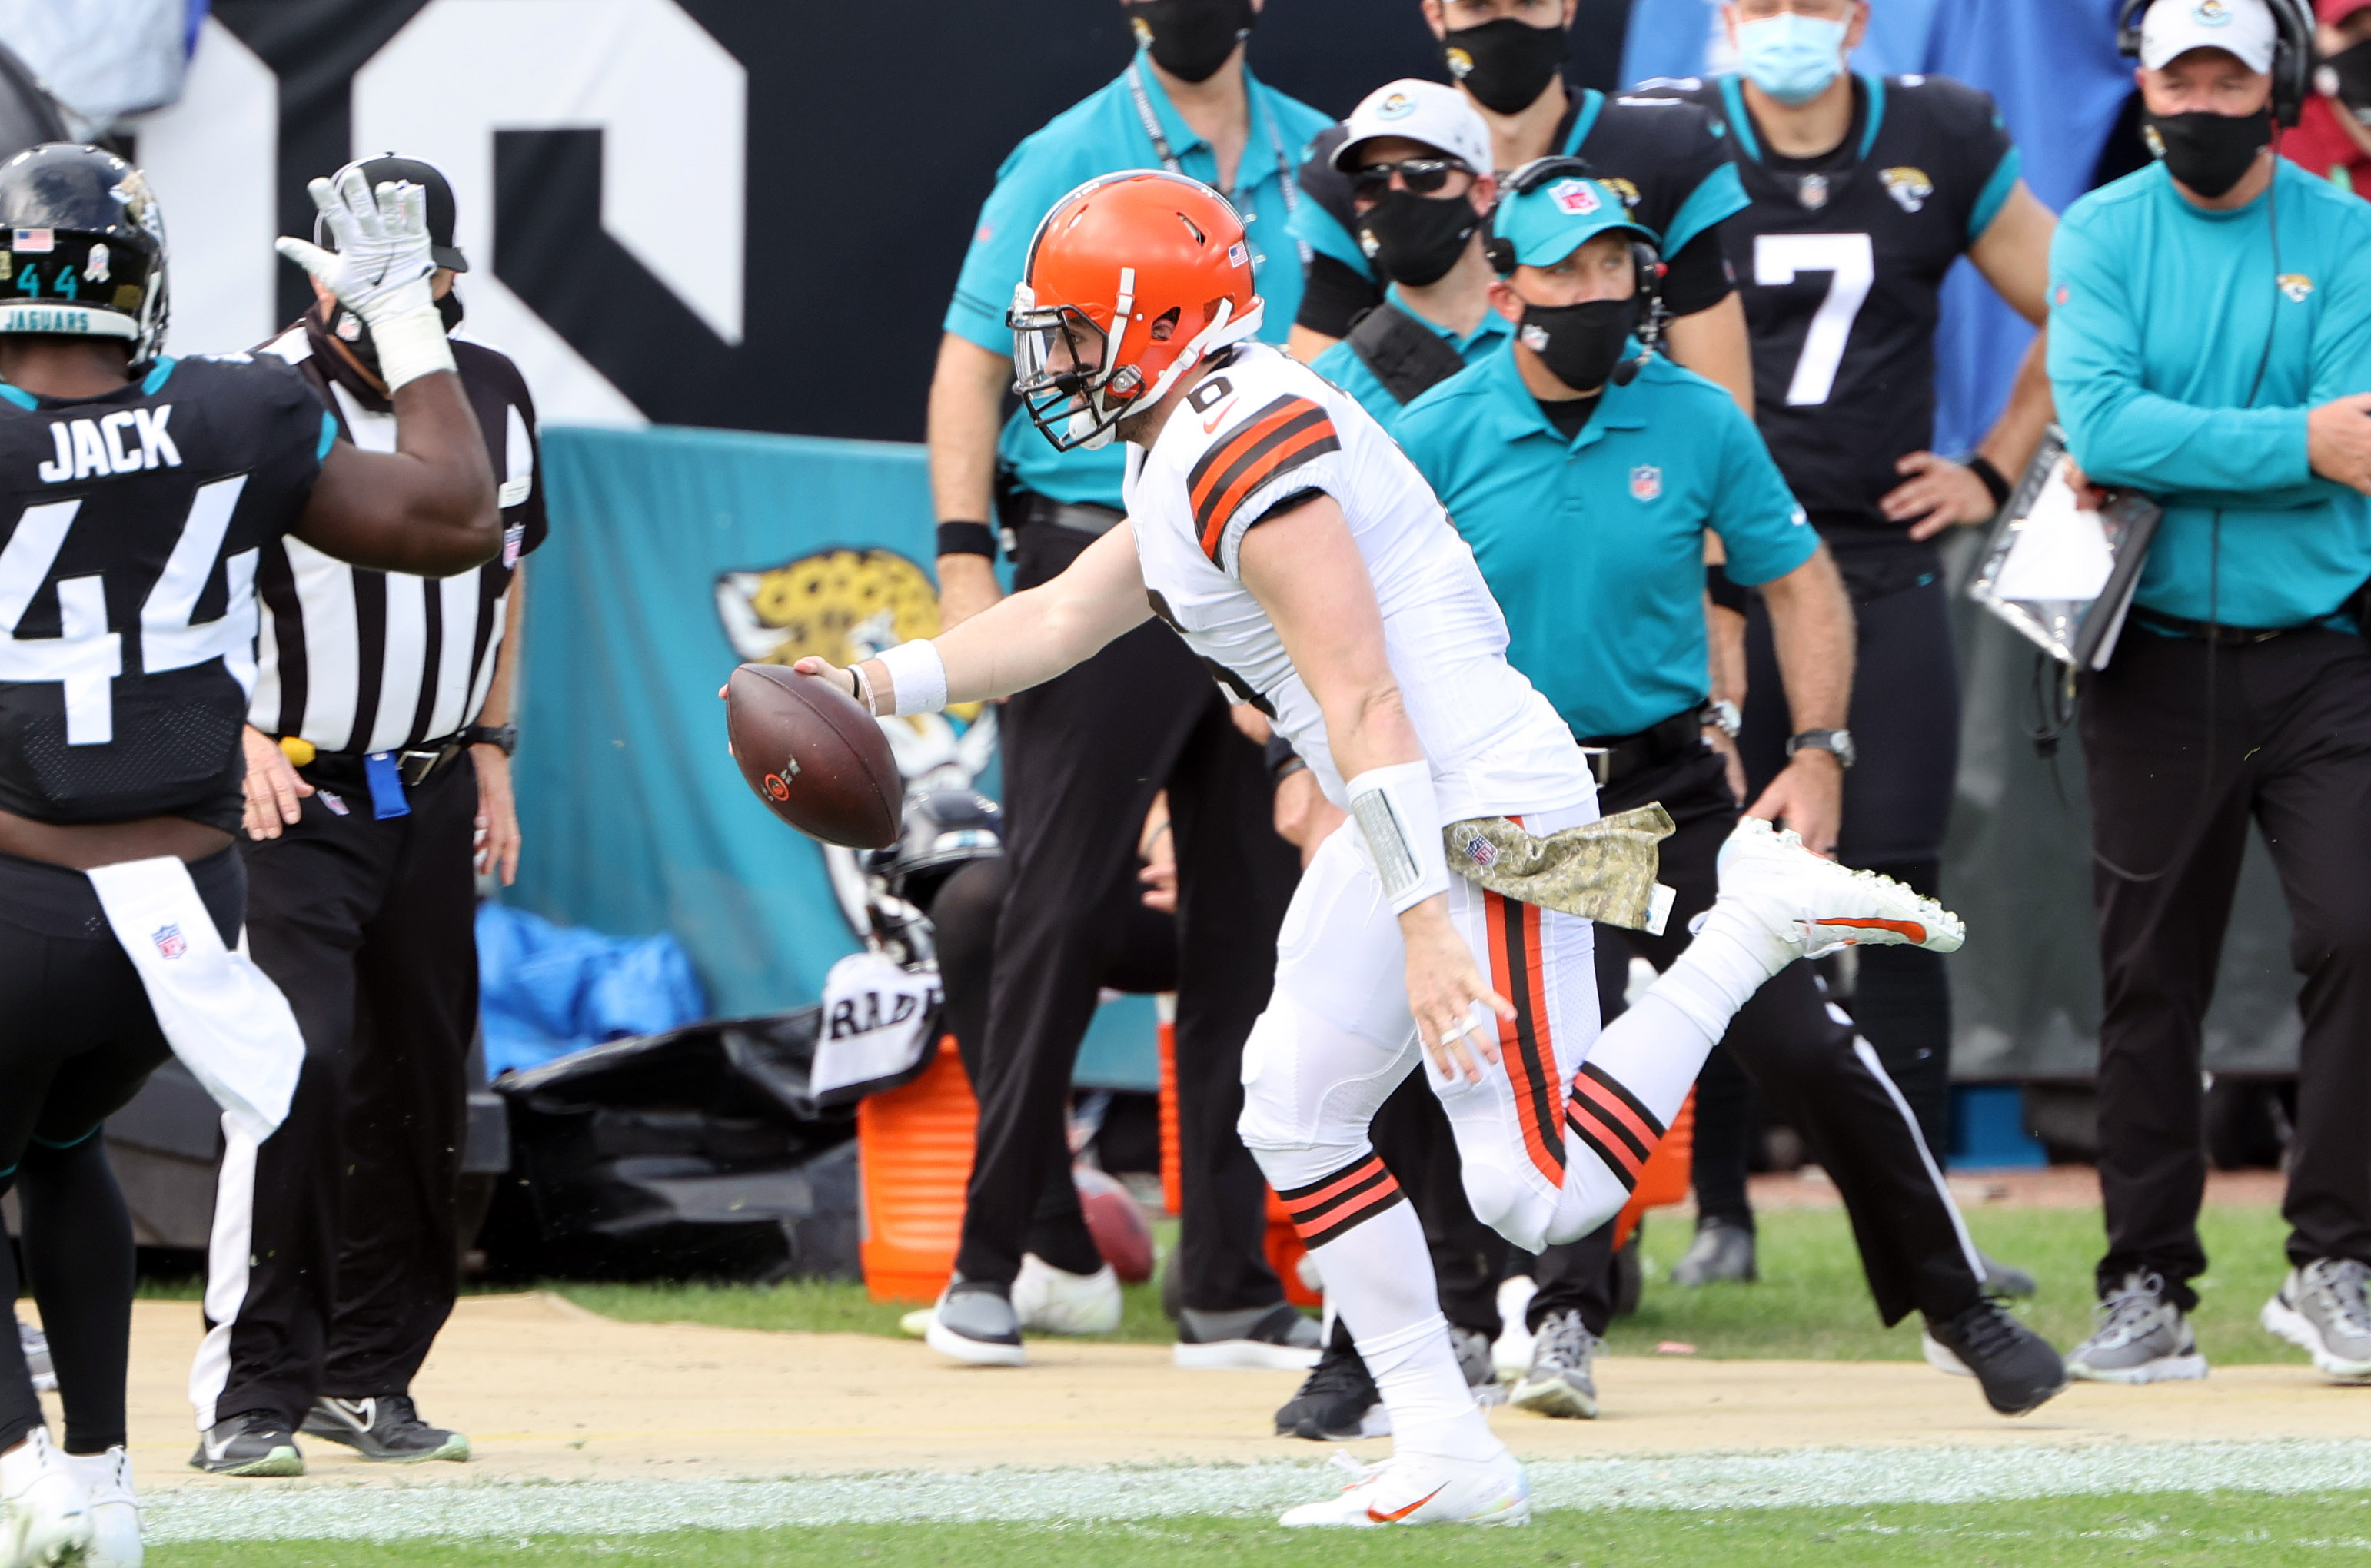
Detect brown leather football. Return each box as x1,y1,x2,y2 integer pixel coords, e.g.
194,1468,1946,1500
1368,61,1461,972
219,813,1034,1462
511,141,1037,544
726,663,901,849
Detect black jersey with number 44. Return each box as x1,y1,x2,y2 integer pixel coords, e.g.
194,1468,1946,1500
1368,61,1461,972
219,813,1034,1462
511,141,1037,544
1644,74,2018,530
0,353,330,830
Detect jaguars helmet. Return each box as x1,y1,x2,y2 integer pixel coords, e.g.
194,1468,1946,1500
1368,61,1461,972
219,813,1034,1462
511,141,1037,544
867,787,1003,909
0,143,169,368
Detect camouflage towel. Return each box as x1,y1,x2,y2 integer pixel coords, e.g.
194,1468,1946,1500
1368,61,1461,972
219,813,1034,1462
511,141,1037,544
1444,805,1676,932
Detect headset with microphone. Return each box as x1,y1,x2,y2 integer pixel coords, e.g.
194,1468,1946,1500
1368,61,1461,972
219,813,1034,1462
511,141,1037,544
1485,155,1668,386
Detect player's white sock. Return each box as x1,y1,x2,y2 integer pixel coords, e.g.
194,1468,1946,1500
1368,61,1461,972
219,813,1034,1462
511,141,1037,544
1291,1181,1499,1463
1358,1312,1501,1463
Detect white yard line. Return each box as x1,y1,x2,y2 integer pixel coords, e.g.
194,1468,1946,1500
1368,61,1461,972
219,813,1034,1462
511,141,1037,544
143,1437,2371,1541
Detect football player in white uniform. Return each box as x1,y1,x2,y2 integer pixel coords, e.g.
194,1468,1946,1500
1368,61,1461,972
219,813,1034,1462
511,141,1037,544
797,170,1962,1528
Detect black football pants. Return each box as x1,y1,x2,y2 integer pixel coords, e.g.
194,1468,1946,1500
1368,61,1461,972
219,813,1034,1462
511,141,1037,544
0,848,241,1454
1741,573,1960,1161
2081,628,2371,1309
198,757,477,1428
1368,749,1984,1340
952,517,1301,1311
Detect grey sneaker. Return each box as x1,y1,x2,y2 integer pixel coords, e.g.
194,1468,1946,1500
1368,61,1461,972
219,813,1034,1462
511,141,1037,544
2066,1271,2207,1384
924,1280,1026,1367
1448,1324,1507,1407
17,1317,55,1394
1671,1217,1757,1286
1508,1307,1601,1419
1979,1251,2038,1300
189,1410,304,1477
301,1394,470,1463
2261,1258,2371,1381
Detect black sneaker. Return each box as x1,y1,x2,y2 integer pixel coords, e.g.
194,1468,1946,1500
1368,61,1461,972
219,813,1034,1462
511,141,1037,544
190,1410,304,1476
1273,1326,1385,1441
301,1394,471,1463
1174,1302,1321,1370
1923,1297,2068,1416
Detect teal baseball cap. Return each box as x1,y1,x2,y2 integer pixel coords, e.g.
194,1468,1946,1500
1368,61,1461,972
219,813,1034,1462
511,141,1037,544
1489,162,1658,271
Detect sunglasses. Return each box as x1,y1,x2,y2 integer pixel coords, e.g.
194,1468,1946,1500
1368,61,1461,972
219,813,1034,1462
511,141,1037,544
1351,159,1472,203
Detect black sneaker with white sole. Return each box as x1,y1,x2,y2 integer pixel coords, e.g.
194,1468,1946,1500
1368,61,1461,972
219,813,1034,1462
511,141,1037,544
1922,1297,2067,1416
190,1410,304,1477
301,1394,471,1463
1274,1323,1385,1441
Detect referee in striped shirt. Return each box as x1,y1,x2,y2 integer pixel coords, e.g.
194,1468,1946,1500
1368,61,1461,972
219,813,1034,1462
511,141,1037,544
188,156,543,1476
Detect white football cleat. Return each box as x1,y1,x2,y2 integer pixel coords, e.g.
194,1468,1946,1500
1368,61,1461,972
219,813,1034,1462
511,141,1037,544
2,1428,93,1568
65,1447,138,1568
1010,1254,1122,1336
1714,817,1963,958
1279,1448,1530,1528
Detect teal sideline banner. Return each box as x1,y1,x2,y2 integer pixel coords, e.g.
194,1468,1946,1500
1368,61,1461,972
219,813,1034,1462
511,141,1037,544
511,424,1159,1090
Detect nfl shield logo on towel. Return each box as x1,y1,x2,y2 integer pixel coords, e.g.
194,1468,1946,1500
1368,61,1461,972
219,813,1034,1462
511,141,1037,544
152,924,187,960
1630,465,1662,502
1465,835,1497,867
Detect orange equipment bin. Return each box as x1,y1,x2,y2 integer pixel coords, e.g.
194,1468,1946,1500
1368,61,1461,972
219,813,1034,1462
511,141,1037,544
856,1034,977,1303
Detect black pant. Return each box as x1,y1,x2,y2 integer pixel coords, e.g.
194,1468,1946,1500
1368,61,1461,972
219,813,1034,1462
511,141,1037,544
933,854,1177,1276
0,846,242,1453
2081,629,2371,1308
202,757,479,1427
1528,748,1982,1335
953,517,1301,1309
1741,572,1960,1159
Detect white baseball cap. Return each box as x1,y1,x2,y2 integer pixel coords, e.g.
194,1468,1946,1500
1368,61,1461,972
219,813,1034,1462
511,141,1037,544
2139,0,2277,73
1331,80,1494,176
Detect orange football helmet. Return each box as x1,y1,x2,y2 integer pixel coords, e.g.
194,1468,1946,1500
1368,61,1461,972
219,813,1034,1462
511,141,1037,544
1008,170,1263,452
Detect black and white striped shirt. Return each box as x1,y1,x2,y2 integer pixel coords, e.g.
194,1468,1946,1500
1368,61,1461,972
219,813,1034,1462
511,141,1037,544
249,314,544,753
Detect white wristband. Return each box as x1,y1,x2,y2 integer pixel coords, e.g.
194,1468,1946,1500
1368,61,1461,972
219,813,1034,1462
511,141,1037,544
1345,761,1451,915
367,301,457,394
876,638,949,717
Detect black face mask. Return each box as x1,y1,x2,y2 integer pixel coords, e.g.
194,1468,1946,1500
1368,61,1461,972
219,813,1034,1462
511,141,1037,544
1516,296,1638,394
2142,108,2272,199
2324,38,2371,120
1442,17,1568,116
1356,188,1482,287
1129,0,1255,85
331,289,466,384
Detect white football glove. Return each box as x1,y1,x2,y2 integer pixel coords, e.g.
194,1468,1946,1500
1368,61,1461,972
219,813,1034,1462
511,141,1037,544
274,167,455,393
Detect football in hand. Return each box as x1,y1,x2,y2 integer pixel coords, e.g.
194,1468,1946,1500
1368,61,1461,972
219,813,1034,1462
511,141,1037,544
725,663,901,849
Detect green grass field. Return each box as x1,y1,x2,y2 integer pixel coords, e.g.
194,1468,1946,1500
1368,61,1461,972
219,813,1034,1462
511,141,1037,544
148,1489,2371,1566
537,1203,2309,1369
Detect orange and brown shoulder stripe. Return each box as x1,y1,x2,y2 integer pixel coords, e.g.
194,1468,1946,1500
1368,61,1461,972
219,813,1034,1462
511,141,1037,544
1186,394,1340,563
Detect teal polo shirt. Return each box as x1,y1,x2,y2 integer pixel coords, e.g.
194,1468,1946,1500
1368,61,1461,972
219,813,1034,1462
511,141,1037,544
1396,347,1816,739
944,55,1331,511
1307,287,1512,430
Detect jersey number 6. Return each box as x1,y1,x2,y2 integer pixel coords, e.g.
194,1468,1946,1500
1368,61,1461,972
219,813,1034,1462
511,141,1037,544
0,475,259,745
1754,232,1874,408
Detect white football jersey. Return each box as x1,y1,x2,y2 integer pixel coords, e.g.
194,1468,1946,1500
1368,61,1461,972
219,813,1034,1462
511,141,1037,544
1126,343,1588,823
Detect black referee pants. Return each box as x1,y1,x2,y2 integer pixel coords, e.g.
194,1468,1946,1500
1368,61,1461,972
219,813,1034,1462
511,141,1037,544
1367,747,1983,1340
2081,629,2371,1309
198,757,478,1429
953,517,1300,1310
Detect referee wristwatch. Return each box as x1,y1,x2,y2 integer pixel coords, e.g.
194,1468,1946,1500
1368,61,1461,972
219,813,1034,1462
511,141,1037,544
1786,729,1855,769
462,723,517,757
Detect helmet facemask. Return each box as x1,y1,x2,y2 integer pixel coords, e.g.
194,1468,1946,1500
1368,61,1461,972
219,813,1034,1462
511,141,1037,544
1009,273,1259,453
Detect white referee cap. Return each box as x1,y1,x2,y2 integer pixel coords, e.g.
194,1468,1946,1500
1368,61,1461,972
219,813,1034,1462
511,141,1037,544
1332,80,1494,176
2139,0,2276,73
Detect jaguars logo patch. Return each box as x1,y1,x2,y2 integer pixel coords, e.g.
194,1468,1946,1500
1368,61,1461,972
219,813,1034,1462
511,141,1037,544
1598,177,1642,210
1881,167,1934,214
2280,273,2315,303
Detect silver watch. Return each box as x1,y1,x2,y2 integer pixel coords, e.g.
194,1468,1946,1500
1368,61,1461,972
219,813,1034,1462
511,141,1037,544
1786,728,1856,769
1700,699,1742,739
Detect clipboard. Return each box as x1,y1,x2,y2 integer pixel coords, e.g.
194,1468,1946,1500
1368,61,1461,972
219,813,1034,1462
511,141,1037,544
1967,427,2161,671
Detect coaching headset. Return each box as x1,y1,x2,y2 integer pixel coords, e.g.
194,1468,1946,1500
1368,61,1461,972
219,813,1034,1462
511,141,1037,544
2115,0,2315,126
1484,156,1668,386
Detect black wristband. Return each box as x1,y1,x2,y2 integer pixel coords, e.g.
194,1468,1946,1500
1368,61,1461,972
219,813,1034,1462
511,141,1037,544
936,521,997,560
1965,454,2013,510
1262,733,1304,782
1706,562,1749,616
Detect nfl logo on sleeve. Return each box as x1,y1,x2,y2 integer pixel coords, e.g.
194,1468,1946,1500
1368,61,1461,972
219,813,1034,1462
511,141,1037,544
1630,465,1662,502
